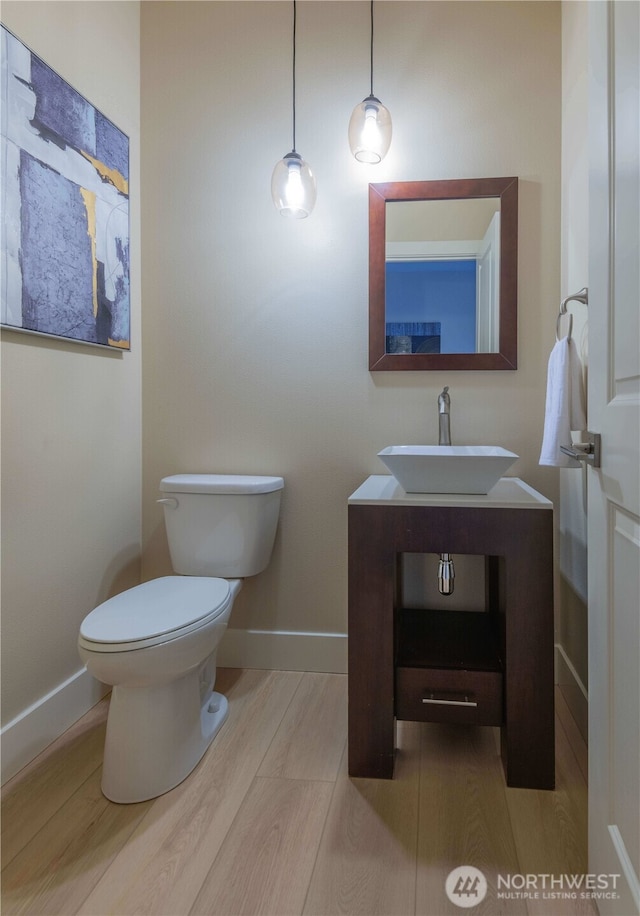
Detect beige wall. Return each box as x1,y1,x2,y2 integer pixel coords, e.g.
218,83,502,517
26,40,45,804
141,1,562,653
1,2,142,727
0,0,563,775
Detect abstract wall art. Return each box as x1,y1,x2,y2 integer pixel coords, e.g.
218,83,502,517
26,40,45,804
1,25,130,349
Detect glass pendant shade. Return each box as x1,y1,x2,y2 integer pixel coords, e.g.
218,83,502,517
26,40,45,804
271,151,317,219
348,94,392,164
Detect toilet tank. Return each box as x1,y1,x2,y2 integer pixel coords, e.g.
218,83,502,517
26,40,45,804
159,474,284,577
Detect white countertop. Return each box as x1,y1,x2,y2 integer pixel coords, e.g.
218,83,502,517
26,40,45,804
348,476,553,509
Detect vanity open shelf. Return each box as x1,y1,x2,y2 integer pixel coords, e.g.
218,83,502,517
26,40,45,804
397,606,502,670
395,607,503,727
348,476,555,790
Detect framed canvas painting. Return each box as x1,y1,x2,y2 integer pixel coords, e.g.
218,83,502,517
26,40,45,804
1,25,130,350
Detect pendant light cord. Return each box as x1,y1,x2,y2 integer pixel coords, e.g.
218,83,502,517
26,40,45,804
369,0,374,97
292,0,297,152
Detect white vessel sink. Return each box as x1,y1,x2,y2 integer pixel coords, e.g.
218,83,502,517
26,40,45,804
377,445,519,494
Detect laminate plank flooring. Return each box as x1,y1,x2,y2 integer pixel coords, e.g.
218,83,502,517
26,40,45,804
416,724,526,915
303,721,422,916
258,671,347,782
191,777,333,915
1,672,595,916
1,699,110,866
80,669,303,916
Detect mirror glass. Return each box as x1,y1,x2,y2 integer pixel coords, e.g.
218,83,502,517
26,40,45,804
369,178,518,371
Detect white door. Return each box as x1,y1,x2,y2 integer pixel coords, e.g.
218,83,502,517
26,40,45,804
588,3,640,915
475,211,500,352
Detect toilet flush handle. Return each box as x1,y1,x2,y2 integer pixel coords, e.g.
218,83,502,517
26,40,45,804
157,497,179,509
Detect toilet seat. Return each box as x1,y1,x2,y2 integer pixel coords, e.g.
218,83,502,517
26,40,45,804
79,576,232,653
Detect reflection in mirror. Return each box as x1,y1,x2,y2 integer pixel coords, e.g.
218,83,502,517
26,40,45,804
369,178,518,371
386,198,501,354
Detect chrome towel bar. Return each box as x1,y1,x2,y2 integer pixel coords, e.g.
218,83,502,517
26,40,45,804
557,287,588,341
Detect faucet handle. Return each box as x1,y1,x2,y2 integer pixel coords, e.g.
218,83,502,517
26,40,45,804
438,386,450,412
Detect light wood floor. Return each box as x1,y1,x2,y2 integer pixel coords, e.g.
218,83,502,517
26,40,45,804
2,669,595,916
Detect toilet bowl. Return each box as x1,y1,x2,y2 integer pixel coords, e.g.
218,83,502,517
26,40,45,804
78,474,283,803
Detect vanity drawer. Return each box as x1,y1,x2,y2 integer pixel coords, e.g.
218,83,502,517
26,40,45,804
396,666,503,726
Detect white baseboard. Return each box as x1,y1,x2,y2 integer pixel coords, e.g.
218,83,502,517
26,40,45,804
1,667,108,785
554,642,588,742
218,628,347,674
554,642,588,696
608,825,640,916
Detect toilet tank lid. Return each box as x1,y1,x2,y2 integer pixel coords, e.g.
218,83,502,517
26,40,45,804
160,474,284,494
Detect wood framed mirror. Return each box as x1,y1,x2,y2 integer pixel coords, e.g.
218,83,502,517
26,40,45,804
369,177,518,370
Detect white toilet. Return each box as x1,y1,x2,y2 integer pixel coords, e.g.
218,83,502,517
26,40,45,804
78,473,283,803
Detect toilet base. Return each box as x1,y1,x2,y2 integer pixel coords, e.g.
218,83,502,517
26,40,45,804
102,669,228,803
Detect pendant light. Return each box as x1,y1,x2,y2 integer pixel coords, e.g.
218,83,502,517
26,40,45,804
348,0,392,164
271,0,316,218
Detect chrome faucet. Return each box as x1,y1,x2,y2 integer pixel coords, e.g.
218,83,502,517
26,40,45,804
438,386,451,446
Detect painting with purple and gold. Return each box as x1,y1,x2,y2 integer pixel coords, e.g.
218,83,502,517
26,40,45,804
1,25,130,349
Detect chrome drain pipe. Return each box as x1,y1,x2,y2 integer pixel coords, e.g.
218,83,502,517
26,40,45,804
438,553,455,595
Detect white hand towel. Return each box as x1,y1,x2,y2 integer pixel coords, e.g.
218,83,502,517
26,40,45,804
539,337,587,467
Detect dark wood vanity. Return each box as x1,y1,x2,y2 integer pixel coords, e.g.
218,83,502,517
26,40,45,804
348,476,555,790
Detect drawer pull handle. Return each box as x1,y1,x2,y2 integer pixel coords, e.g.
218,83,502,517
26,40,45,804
422,696,478,708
